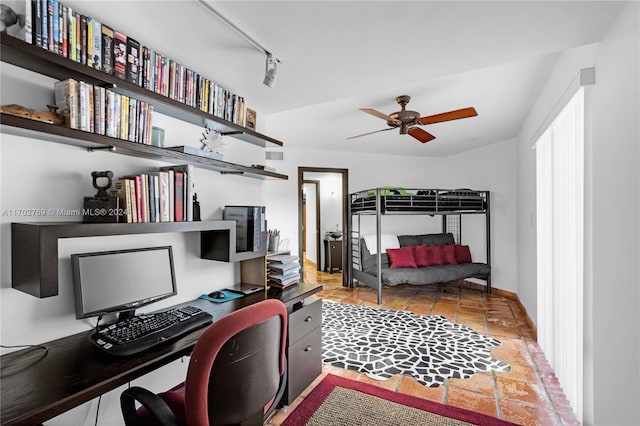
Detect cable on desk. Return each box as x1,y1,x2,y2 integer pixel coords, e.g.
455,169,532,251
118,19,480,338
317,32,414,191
94,395,102,426
0,343,49,377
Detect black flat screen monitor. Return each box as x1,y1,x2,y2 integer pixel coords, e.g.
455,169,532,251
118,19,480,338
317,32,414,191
71,246,177,319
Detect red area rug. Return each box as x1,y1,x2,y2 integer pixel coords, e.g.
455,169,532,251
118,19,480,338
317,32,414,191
281,374,518,426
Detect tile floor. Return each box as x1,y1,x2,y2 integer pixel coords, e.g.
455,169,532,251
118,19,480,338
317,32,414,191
267,262,580,426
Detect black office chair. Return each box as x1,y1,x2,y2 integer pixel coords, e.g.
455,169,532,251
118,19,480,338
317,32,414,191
120,299,288,426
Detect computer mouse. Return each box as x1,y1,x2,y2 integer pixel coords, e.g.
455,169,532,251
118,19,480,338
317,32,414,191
208,291,226,299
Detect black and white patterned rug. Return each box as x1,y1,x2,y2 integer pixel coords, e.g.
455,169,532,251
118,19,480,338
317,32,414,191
322,301,510,387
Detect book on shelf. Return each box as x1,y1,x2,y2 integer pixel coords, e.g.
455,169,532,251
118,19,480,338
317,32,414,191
159,164,194,221
80,13,87,64
60,3,67,57
78,80,93,132
67,6,75,60
126,36,140,85
148,171,170,222
101,23,114,74
173,171,184,222
119,94,129,139
87,16,101,71
113,29,126,80
112,178,135,223
53,77,78,129
34,0,42,47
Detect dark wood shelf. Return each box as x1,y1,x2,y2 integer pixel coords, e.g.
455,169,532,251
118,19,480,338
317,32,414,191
0,32,283,148
12,221,268,298
0,114,288,180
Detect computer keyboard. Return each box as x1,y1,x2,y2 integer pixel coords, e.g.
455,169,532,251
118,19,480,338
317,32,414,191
91,305,213,356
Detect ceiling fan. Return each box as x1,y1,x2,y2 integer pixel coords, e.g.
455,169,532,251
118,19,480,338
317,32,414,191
347,95,477,143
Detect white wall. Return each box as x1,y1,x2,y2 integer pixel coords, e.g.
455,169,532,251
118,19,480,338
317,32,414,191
444,138,518,292
303,182,318,264
516,4,639,424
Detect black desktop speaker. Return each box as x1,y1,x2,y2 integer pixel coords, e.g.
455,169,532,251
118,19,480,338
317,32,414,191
223,206,266,252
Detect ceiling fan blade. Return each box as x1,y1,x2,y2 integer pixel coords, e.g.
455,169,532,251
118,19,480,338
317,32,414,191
408,127,436,143
360,108,401,125
346,127,394,140
418,107,478,125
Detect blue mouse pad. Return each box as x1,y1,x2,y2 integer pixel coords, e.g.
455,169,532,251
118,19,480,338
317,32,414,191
199,290,244,303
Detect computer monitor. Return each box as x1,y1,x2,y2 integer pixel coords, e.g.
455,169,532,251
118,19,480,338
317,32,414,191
71,246,177,320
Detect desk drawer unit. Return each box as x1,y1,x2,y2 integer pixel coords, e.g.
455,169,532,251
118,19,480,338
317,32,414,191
284,297,322,404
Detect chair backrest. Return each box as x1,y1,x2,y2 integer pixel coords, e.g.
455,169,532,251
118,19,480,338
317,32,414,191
184,299,288,425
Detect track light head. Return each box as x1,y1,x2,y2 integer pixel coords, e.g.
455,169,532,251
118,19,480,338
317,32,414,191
263,53,279,88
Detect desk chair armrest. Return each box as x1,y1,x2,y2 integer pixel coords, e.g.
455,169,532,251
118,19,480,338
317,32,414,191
121,386,178,426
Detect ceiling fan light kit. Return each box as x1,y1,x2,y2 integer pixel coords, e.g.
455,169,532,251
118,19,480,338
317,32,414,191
349,95,478,143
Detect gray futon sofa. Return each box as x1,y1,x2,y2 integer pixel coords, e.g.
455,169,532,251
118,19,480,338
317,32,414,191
359,232,491,287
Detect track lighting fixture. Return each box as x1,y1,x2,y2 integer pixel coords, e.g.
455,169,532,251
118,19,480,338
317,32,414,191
263,53,279,88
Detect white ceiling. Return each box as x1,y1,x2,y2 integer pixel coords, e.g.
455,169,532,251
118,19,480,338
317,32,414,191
66,1,627,157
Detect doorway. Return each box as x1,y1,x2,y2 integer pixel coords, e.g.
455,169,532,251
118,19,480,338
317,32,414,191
297,167,349,286
302,180,321,270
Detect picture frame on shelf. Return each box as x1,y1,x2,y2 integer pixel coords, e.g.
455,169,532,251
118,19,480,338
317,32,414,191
246,108,256,130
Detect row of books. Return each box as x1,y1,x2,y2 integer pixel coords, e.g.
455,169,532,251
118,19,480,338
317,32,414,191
54,78,154,143
6,0,248,126
267,254,301,289
111,164,195,223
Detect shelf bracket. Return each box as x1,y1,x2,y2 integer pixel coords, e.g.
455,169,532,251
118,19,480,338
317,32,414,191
221,131,244,136
87,146,116,153
221,171,245,175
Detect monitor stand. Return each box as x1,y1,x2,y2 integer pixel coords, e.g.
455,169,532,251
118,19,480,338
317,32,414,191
118,310,136,321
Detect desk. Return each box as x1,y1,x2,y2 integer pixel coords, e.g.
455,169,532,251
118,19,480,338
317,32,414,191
0,282,322,425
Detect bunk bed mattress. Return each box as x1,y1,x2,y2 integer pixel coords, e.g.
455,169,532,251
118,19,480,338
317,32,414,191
351,191,487,213
377,263,491,286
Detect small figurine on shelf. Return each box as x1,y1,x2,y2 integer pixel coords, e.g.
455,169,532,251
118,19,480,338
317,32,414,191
200,126,225,157
83,171,120,223
193,193,201,221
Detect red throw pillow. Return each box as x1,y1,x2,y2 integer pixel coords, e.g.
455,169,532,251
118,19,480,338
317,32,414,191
423,245,443,266
386,246,417,268
413,245,430,267
454,244,472,263
440,244,458,265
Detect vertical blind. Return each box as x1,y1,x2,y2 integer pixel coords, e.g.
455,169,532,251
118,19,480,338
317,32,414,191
535,87,584,421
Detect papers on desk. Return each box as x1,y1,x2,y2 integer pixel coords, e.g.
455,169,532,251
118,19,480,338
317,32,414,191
268,254,300,288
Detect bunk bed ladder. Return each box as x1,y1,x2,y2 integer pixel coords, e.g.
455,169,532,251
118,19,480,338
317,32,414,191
350,213,362,286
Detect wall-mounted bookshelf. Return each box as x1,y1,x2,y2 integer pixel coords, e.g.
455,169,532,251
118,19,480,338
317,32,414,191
0,33,287,180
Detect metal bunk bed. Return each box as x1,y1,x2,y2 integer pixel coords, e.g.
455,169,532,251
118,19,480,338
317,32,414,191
347,187,491,304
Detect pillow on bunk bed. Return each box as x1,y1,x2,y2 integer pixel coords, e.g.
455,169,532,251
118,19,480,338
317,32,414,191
412,245,444,266
440,244,458,265
454,245,473,263
363,233,399,255
386,247,417,268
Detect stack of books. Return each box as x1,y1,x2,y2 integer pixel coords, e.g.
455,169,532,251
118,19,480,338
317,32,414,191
112,164,194,223
267,254,301,289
